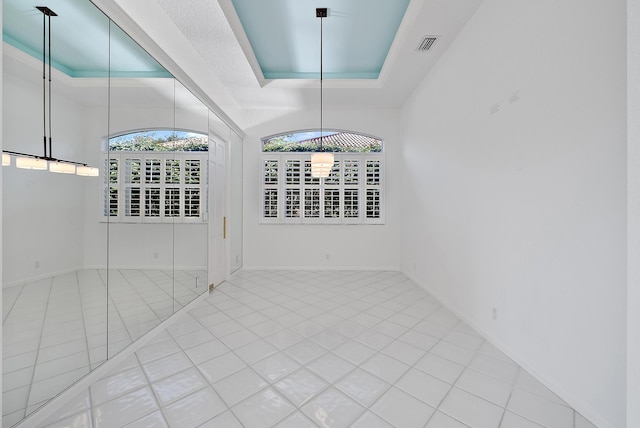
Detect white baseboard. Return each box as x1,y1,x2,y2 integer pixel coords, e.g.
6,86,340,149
83,265,206,271
2,266,85,289
3,266,208,289
242,265,400,271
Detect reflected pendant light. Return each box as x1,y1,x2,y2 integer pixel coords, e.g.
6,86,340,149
76,165,100,176
3,6,98,177
49,161,77,174
15,157,48,170
310,7,334,178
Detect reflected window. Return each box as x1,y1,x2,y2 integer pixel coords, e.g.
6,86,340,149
260,130,384,224
103,130,207,223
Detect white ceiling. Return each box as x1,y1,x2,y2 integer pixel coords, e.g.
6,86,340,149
151,0,483,112
3,0,484,129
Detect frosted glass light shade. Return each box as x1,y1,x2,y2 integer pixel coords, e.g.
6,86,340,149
311,152,334,178
76,166,99,176
2,153,10,166
16,157,48,170
49,161,76,174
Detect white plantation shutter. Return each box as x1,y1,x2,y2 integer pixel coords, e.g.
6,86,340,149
304,189,321,218
260,152,383,224
102,152,207,223
145,188,161,217
184,188,201,217
285,159,301,185
185,159,201,184
343,189,359,219
365,159,382,220
344,159,359,185
324,189,340,218
124,158,142,217
184,158,202,218
285,189,301,218
263,159,279,220
366,188,381,219
165,188,180,217
165,159,180,184
145,158,161,183
304,160,320,186
104,157,119,217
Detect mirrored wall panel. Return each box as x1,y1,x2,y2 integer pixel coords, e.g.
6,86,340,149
172,80,209,310
1,0,234,426
230,129,244,273
106,20,177,358
2,1,110,425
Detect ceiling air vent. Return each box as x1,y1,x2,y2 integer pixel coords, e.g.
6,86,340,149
417,36,438,52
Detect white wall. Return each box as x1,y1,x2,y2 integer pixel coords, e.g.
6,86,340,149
81,98,209,271
1,7,5,410
3,62,210,280
243,108,401,270
229,129,243,272
399,0,626,427
627,0,640,426
3,65,87,285
103,223,206,270
80,106,109,269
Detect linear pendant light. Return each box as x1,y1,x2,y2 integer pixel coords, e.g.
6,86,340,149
310,7,334,178
76,165,100,176
2,6,98,177
49,161,77,174
16,157,48,170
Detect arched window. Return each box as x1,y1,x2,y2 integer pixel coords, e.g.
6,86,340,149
262,131,381,153
103,130,208,223
260,130,384,224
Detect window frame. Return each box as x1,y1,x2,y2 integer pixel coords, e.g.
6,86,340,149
102,151,207,224
259,152,384,225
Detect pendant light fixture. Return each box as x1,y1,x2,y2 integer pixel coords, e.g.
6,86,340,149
310,7,335,178
2,6,99,177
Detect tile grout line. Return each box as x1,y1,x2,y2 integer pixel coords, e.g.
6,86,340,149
13,279,214,428
2,282,26,324
213,276,372,427
21,277,55,421
417,319,474,428
208,288,306,426
266,273,437,426
132,344,173,427
33,270,590,428
499,362,524,426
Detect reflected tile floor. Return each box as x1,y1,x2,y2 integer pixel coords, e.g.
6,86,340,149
2,269,205,427
38,270,597,428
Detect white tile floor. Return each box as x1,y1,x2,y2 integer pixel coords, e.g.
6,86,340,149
2,268,205,427
32,270,597,428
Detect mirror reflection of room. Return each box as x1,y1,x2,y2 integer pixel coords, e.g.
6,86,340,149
2,1,210,425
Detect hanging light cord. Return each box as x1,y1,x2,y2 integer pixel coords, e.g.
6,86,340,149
3,6,97,173
320,12,323,152
40,7,54,159
48,9,53,159
42,10,47,158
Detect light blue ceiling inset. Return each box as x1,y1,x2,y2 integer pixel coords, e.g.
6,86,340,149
230,0,411,80
2,0,171,78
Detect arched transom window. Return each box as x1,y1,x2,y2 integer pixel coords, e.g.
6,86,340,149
260,130,384,224
102,130,208,223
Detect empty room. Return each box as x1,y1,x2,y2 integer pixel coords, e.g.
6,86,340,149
1,0,637,427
